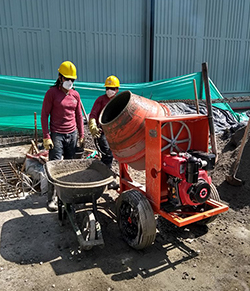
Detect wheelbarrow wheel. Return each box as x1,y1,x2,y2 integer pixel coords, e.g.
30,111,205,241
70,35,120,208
116,189,156,250
81,211,96,250
197,183,221,225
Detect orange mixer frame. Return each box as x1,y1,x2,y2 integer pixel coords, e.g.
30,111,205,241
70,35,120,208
118,114,229,227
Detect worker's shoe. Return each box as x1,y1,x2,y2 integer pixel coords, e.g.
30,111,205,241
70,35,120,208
108,181,120,190
47,200,58,212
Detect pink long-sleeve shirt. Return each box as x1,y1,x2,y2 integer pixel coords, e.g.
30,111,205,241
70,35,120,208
89,94,110,125
41,86,84,139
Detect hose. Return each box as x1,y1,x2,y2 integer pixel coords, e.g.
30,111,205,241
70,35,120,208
94,137,112,158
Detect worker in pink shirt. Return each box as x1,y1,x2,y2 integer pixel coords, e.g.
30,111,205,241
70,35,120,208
41,61,84,211
88,75,120,190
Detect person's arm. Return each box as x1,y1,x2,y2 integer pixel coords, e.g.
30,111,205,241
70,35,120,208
89,97,103,122
41,90,53,139
89,96,103,138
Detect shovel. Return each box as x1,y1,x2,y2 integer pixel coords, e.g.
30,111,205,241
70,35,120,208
226,117,250,186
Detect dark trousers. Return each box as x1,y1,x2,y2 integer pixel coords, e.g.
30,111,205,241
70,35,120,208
49,130,77,160
96,133,113,169
47,131,77,202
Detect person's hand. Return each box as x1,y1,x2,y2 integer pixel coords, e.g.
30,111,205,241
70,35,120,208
79,137,85,148
89,118,101,138
43,138,54,150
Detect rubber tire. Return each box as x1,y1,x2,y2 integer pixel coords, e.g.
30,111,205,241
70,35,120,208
197,183,221,225
116,189,156,250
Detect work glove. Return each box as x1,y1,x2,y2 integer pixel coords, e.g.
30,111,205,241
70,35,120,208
43,138,54,150
89,118,101,138
79,137,85,149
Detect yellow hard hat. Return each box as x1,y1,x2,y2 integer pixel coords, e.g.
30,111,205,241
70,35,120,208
104,75,120,87
58,61,77,79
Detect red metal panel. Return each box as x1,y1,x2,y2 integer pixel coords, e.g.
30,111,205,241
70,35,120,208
145,118,162,210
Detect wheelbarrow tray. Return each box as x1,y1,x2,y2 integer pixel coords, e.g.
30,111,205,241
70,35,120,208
44,159,115,204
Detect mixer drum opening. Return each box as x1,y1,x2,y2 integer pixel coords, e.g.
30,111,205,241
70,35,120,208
100,91,130,124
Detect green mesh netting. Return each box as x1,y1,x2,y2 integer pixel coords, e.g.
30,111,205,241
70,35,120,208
0,72,243,133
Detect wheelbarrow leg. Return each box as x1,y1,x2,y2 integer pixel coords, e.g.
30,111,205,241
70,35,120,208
62,202,87,248
59,198,105,250
91,196,104,243
92,196,99,221
58,199,67,226
58,199,63,221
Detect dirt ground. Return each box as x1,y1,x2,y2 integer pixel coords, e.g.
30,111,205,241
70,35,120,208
0,128,250,291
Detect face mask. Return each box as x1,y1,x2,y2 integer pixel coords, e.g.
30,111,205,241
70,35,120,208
62,80,73,90
106,89,116,98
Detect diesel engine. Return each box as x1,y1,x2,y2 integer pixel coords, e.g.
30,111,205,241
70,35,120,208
162,151,215,211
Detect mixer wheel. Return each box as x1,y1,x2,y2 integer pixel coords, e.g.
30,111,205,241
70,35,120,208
197,183,221,225
116,190,156,250
161,121,191,153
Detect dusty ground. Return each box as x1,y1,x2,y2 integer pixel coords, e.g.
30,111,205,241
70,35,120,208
0,128,250,291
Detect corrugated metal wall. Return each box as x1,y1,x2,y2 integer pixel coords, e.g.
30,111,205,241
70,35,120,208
0,0,150,83
0,0,249,95
153,0,250,94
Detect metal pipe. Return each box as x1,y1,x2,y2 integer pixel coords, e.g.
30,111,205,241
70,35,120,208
34,112,38,146
193,79,200,114
80,100,89,125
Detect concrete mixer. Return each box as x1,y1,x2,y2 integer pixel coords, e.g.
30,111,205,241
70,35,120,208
100,75,228,250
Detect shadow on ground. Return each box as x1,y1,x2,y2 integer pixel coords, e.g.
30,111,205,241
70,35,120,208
0,193,209,281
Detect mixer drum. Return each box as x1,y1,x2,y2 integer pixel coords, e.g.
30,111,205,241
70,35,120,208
99,90,171,170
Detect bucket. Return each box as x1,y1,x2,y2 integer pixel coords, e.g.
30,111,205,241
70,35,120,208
100,90,171,170
74,147,84,159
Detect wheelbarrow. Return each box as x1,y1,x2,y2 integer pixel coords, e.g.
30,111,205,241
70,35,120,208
44,159,115,250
